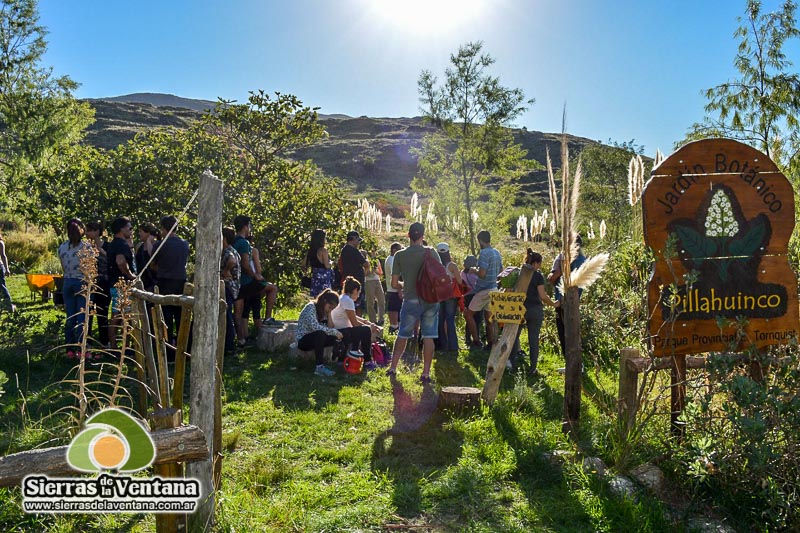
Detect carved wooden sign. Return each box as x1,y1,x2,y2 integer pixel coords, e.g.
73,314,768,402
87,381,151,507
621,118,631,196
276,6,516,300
643,139,798,356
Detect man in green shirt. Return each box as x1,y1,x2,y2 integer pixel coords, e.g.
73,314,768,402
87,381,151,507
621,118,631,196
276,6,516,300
386,222,441,384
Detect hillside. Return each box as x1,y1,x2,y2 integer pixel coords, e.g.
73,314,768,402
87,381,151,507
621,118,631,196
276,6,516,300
83,94,598,199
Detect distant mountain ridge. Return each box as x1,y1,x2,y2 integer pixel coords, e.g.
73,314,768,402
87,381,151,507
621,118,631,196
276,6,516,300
83,93,598,199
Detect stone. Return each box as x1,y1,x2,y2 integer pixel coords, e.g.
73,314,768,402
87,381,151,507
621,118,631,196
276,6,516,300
684,517,737,533
608,475,640,500
582,456,608,477
542,450,573,466
629,462,666,495
256,321,296,352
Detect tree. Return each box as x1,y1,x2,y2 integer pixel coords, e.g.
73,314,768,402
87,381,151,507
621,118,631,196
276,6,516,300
684,0,800,178
413,41,537,254
0,0,93,204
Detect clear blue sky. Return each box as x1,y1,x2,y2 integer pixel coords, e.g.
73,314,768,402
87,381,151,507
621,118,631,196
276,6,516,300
40,0,799,156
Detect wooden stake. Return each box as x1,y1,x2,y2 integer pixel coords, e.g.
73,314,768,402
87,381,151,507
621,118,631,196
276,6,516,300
172,283,194,410
562,286,581,438
670,354,686,439
187,171,223,531
617,347,640,442
152,408,186,533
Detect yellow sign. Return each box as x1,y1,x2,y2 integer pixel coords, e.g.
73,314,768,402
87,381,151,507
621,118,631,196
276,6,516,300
489,292,525,324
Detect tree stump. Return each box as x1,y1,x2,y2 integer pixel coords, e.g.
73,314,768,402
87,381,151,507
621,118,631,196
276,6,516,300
439,386,482,413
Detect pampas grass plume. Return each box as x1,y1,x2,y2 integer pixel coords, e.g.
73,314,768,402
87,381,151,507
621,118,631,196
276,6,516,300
570,253,610,289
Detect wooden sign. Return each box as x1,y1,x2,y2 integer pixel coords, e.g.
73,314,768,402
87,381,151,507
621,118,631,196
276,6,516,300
643,139,799,357
489,292,525,324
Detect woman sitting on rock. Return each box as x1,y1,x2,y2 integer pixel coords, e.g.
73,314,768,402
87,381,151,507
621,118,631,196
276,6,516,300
295,288,342,377
331,276,382,371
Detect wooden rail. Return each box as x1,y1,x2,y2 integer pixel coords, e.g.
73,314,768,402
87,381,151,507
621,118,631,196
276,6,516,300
0,425,208,488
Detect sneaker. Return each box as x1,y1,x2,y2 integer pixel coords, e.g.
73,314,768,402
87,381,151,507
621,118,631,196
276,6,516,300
314,365,335,377
505,360,513,371
348,349,364,357
529,369,541,379
386,368,396,377
557,367,566,375
388,326,398,335
264,317,284,326
419,374,433,384
470,342,483,350
364,361,378,371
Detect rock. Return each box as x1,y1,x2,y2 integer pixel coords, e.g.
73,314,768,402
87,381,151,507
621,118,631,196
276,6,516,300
542,450,573,466
582,456,608,477
684,517,737,533
608,475,640,500
629,462,666,495
256,321,296,352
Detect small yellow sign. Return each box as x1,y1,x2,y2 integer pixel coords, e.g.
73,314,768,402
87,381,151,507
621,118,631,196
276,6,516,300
489,292,525,324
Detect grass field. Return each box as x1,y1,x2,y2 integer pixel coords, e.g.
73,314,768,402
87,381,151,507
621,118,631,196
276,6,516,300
0,273,687,532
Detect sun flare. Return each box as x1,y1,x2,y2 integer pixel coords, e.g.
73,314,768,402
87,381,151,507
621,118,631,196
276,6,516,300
363,0,486,34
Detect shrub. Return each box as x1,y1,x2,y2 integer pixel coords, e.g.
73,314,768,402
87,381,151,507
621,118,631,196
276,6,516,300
3,231,59,273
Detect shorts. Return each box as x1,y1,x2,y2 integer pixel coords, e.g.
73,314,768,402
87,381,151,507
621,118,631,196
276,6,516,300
236,281,262,302
110,287,131,314
468,288,497,312
397,298,439,339
387,291,403,312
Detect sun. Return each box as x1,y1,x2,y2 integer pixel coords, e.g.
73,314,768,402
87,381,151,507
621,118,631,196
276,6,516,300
362,0,486,34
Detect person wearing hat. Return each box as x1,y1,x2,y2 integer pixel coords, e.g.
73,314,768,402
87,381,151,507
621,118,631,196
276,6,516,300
436,242,461,352
461,254,484,346
384,242,403,334
386,222,440,383
339,230,369,316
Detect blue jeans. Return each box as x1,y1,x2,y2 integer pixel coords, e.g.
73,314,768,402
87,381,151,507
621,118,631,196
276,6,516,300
63,277,86,347
398,298,439,339
0,270,13,311
438,298,458,350
513,306,544,370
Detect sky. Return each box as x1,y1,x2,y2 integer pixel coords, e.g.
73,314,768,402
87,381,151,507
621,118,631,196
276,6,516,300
39,0,800,156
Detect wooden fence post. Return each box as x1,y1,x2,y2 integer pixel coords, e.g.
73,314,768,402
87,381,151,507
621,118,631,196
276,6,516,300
670,354,687,438
213,280,226,491
172,283,194,410
562,286,581,438
187,171,223,531
152,407,187,533
617,347,640,442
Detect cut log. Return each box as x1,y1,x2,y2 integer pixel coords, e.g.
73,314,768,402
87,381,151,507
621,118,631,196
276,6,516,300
439,386,482,412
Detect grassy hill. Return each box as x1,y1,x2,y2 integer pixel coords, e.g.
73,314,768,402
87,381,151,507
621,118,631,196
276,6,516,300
83,94,598,200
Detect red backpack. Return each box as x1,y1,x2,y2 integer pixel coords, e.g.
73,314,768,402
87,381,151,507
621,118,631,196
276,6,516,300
417,247,454,303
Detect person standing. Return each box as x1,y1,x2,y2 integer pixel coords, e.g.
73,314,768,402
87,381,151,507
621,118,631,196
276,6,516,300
512,249,559,376
108,217,137,350
232,215,263,346
461,255,483,346
85,221,109,346
221,227,241,354
135,222,158,292
0,231,16,313
384,242,402,334
386,222,440,383
339,230,368,316
303,229,333,297
152,216,190,352
548,234,586,356
435,242,460,352
464,230,503,349
362,249,385,326
58,218,90,358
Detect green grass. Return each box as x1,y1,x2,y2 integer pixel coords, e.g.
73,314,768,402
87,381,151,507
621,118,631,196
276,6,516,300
0,275,677,532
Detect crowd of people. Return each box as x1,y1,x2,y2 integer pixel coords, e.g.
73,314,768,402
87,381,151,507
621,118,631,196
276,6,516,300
45,211,582,376
296,222,585,381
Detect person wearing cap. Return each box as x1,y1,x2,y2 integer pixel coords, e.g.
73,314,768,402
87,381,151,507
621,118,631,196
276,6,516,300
465,230,503,349
386,222,440,383
384,242,403,334
436,242,461,352
548,233,586,356
339,230,369,316
461,254,484,346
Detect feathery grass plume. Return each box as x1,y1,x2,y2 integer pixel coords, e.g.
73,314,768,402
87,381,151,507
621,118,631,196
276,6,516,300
599,219,607,239
570,253,610,289
587,221,595,239
546,147,559,231
570,156,583,229
654,148,665,167
385,214,391,233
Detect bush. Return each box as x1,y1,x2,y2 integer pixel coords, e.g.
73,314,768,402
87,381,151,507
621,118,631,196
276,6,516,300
3,231,59,273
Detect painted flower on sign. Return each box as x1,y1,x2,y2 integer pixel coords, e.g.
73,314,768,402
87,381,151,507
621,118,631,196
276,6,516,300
705,189,739,237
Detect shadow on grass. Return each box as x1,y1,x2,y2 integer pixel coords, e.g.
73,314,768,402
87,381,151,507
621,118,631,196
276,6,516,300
223,349,360,411
370,377,463,518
